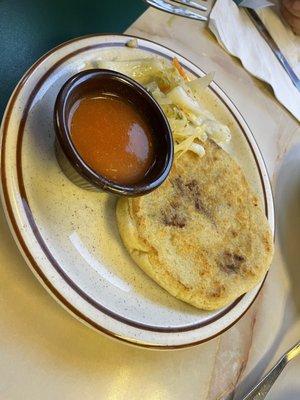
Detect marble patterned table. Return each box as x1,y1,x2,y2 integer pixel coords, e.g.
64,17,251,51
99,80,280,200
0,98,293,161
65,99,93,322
1,7,300,400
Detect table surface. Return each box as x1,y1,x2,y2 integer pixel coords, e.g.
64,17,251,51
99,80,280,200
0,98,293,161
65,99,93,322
1,2,300,400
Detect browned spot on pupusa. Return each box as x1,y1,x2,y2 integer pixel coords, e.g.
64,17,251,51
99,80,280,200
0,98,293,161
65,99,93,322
162,177,217,228
185,179,198,192
219,251,245,274
209,282,225,298
253,196,259,207
171,177,214,222
172,177,185,194
186,179,215,222
262,233,272,253
161,201,186,228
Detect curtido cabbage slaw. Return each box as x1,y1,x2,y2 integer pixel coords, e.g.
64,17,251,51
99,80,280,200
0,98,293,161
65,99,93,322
97,57,231,158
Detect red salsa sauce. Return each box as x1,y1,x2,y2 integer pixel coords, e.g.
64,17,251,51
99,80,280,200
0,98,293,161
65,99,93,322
69,94,155,185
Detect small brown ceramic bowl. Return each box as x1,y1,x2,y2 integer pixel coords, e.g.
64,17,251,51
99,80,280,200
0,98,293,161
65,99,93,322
54,69,173,196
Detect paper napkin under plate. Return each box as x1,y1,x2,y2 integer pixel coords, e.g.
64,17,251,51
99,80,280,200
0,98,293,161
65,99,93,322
209,0,300,121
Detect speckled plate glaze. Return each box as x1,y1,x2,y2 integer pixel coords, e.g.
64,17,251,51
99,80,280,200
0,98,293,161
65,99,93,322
0,34,274,349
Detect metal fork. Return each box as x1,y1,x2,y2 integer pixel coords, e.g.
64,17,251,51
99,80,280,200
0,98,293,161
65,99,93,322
242,341,300,399
143,0,209,21
143,0,300,91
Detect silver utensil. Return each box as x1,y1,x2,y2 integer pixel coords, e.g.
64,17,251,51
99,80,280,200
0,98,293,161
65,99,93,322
143,0,300,92
143,0,208,21
246,9,300,92
242,341,300,399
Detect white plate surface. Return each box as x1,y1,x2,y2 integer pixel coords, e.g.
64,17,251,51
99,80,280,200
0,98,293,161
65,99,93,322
0,34,274,348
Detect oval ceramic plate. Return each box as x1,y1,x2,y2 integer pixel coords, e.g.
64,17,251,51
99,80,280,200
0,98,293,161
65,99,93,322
0,34,274,349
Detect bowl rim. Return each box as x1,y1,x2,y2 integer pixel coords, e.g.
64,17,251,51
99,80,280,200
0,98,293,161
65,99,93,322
54,68,174,196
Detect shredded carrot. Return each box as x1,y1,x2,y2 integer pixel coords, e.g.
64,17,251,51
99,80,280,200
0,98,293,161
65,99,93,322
159,82,171,93
172,57,189,81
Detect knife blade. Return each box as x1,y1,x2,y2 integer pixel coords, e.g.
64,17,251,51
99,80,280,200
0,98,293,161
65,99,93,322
246,8,300,92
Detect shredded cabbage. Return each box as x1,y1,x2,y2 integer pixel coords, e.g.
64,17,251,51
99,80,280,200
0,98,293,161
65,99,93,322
167,86,203,116
186,72,214,96
97,59,164,84
95,57,231,158
190,143,205,157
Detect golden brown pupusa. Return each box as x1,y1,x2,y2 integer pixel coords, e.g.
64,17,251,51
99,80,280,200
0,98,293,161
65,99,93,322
116,140,274,310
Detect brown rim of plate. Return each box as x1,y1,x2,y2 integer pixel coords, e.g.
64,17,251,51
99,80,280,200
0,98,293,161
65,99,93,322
0,33,273,349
